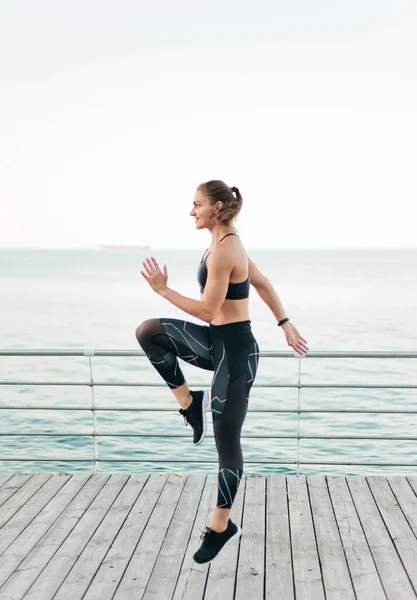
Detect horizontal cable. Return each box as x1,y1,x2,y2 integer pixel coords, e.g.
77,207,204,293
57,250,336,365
1,457,417,466
1,381,416,389
1,349,417,358
0,432,416,440
0,406,416,414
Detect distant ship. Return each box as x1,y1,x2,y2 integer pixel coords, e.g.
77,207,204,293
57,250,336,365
97,244,150,251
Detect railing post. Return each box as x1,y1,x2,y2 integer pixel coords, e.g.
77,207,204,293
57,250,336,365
85,351,98,474
296,355,302,476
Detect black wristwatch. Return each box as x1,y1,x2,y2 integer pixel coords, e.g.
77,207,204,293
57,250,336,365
278,318,290,327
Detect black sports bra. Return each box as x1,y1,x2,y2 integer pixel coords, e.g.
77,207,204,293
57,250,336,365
197,233,250,300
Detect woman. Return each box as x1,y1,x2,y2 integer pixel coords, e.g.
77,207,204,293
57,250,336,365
136,180,308,565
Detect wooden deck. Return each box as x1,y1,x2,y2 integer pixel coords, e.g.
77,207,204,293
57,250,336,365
0,473,416,600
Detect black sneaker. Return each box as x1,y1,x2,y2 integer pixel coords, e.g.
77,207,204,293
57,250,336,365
193,519,242,564
178,389,210,445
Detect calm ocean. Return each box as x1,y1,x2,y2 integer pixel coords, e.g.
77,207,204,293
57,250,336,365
1,248,416,476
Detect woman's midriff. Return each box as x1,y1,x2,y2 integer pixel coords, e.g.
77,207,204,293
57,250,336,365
201,294,250,326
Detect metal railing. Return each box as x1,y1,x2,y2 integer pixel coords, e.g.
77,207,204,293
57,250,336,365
1,349,416,474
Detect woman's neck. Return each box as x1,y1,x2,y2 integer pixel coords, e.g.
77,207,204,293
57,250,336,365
211,227,237,246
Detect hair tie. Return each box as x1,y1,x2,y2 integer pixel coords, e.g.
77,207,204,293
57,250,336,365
230,186,238,194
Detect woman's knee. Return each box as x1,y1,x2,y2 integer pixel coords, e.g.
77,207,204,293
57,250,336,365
135,318,161,349
213,419,243,468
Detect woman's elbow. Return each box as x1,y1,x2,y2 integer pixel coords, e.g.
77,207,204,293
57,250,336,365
203,302,222,323
200,303,215,323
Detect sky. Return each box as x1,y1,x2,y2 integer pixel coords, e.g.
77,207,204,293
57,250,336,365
0,0,416,249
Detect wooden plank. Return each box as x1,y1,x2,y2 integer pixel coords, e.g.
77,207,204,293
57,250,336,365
234,475,265,600
0,473,72,555
143,474,206,599
0,473,112,600
0,473,91,590
288,475,325,600
172,474,218,600
0,473,34,514
204,474,246,600
0,473,17,489
327,475,386,600
0,473,52,529
308,475,355,599
367,476,417,593
83,474,167,600
22,474,130,600
388,476,417,537
52,474,149,599
348,476,416,600
407,476,417,496
265,474,294,600
113,473,187,599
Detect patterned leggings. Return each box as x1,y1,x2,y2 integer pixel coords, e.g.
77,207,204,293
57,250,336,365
135,318,260,509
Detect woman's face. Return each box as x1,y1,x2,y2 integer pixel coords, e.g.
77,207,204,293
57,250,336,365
190,190,219,230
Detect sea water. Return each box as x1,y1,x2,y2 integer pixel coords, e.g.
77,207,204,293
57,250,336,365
0,248,416,475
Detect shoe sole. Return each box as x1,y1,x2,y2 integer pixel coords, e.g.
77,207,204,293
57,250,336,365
195,389,210,446
193,525,242,564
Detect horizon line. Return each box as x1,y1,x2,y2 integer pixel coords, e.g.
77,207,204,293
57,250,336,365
0,245,416,251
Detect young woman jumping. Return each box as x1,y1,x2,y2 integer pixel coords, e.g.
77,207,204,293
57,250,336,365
136,180,308,564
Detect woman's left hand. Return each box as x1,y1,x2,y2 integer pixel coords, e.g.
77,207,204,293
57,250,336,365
282,322,309,356
141,257,168,295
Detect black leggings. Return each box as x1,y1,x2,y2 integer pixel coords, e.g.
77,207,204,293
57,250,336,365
135,318,260,509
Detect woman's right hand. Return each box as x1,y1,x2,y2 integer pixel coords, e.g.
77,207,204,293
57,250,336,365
281,322,309,356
